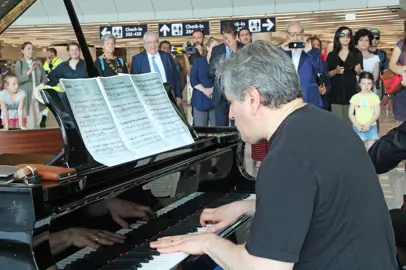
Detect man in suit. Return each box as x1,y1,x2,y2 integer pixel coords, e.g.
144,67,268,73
281,22,323,107
131,32,182,105
209,22,244,126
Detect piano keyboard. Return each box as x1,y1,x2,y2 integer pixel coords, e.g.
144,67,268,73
57,192,255,270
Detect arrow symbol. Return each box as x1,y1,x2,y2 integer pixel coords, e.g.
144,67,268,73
262,19,274,31
101,27,110,36
160,24,170,36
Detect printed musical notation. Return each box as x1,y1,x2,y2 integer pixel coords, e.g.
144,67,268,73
98,76,166,157
61,78,136,166
129,73,194,149
61,73,195,167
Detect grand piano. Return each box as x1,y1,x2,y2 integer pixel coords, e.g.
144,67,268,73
0,1,256,269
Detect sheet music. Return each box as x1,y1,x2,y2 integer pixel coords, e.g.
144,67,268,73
142,172,180,198
97,75,166,157
61,78,136,166
129,73,194,149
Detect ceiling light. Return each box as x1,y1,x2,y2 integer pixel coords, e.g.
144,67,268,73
345,12,356,20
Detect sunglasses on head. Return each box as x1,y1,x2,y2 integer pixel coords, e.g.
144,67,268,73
374,36,380,40
338,32,351,38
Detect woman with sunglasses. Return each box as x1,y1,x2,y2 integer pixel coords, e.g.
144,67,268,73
326,27,363,124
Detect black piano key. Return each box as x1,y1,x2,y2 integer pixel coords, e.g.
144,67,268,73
114,257,149,263
127,249,159,256
100,263,139,270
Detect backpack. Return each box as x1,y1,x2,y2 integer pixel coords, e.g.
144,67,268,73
98,56,124,72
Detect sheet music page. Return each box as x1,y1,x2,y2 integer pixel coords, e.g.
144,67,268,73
129,73,194,149
97,75,166,157
142,172,180,198
60,78,136,166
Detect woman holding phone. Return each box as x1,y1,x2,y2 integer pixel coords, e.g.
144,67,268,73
14,42,47,129
326,27,363,124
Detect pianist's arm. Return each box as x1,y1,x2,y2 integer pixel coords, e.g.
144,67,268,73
153,155,315,269
368,122,406,173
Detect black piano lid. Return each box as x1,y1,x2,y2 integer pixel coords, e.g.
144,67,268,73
0,0,36,35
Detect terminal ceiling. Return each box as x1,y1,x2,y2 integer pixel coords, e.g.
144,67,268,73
1,0,405,48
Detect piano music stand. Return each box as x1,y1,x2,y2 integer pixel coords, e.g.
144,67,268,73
40,85,201,169
40,88,94,168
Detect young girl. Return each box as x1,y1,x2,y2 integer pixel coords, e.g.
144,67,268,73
348,71,380,150
0,74,27,130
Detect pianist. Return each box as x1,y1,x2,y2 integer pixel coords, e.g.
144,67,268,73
151,40,398,269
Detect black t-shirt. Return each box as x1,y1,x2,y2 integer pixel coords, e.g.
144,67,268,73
245,104,397,269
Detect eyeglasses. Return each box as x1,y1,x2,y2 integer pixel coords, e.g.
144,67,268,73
338,32,351,38
287,31,304,38
374,36,380,40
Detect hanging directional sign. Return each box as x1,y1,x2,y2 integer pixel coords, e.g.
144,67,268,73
220,18,276,33
99,25,148,39
158,21,210,37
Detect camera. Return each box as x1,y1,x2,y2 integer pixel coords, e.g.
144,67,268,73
185,41,196,55
288,42,305,49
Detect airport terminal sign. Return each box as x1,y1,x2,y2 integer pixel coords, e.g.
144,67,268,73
158,21,210,37
99,25,148,39
220,18,276,33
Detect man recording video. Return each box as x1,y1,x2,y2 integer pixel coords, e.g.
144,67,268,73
281,22,323,108
182,29,205,77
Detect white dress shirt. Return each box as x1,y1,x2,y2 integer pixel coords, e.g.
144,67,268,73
147,51,167,83
291,50,302,72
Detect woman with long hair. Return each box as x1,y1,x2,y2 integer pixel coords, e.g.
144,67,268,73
388,20,406,126
189,37,220,127
326,26,363,124
14,42,47,129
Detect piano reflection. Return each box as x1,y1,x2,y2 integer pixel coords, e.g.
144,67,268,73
0,1,255,270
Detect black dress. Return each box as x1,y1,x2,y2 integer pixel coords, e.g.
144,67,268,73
326,48,363,105
94,56,129,77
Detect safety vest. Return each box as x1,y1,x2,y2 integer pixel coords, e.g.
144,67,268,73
44,56,63,73
44,57,63,92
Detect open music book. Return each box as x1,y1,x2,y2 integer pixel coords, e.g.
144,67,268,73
60,73,195,166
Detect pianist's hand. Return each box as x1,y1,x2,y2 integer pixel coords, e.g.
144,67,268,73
67,228,125,249
105,198,156,228
150,232,216,255
200,201,253,233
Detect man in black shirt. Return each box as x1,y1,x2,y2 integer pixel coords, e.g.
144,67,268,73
151,40,397,269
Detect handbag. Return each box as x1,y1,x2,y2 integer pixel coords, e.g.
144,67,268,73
381,52,405,95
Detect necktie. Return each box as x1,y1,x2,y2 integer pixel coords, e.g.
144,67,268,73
226,47,232,58
152,56,162,80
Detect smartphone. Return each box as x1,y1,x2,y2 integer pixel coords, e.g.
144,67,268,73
288,42,305,49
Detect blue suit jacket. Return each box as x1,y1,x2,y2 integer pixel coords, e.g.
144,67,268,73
130,50,181,98
286,49,323,107
209,43,243,107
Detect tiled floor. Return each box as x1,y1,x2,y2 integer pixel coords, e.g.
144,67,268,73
242,106,406,210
